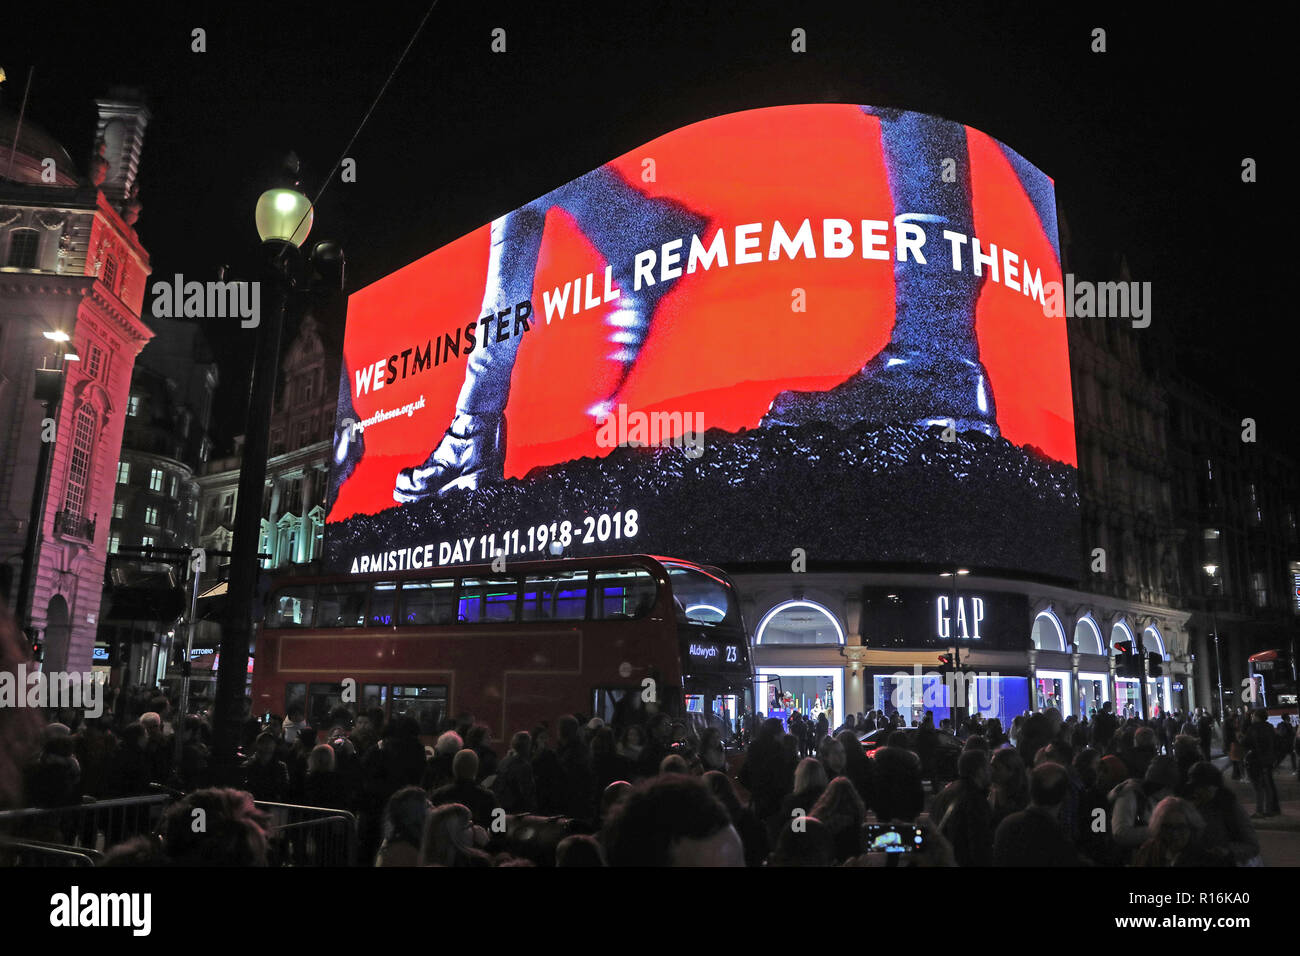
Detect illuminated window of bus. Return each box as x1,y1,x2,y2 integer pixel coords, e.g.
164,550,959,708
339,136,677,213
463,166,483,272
459,577,518,623
362,684,388,711
521,571,589,621
316,582,368,627
369,582,399,626
268,584,316,627
401,579,456,625
593,568,657,620
390,685,448,734
663,562,733,625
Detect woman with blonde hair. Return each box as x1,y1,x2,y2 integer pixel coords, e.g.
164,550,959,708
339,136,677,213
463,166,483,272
418,803,491,867
302,742,346,809
771,757,829,847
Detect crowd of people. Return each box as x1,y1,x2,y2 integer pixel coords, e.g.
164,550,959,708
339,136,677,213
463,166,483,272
10,683,1300,867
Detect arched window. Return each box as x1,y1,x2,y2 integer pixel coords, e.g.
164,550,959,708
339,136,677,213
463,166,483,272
63,405,98,518
1143,625,1168,660
1074,616,1104,655
1031,611,1067,651
754,600,844,645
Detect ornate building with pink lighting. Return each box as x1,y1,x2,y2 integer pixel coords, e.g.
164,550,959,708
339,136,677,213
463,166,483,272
0,87,153,673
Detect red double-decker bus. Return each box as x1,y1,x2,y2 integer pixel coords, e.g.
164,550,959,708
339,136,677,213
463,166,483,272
1247,648,1299,721
252,554,754,747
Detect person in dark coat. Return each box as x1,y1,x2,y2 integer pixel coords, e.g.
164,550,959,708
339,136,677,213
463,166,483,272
491,732,538,813
737,718,795,822
992,763,1082,866
1242,709,1280,817
931,749,994,867
704,771,769,867
554,715,596,823
242,732,290,803
1091,701,1118,752
835,729,874,810
1197,712,1214,762
110,722,153,797
429,749,499,828
302,744,348,809
464,723,499,782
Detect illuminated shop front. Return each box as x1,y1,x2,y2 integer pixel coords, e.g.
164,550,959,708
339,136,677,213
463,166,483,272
752,601,846,731
741,574,1195,734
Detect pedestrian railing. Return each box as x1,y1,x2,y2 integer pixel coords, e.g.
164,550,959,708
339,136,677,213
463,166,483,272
0,794,170,858
0,794,358,866
256,802,358,867
0,837,102,867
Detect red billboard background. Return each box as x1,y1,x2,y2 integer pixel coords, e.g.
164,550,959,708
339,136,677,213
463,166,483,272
330,104,1072,526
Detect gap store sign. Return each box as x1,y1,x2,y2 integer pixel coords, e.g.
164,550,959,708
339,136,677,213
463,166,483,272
861,587,1030,651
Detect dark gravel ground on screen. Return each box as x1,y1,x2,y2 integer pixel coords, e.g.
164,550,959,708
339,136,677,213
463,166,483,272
325,422,1080,579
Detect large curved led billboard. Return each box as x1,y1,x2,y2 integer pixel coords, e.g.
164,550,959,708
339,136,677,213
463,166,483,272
325,104,1078,579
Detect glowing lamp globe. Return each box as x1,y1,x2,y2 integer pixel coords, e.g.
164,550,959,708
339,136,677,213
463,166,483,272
255,188,313,247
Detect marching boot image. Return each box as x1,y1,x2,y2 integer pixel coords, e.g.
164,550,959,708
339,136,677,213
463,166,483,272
393,167,707,502
393,412,507,503
763,109,1000,438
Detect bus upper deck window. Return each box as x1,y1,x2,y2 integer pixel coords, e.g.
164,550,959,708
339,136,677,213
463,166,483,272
370,582,399,626
316,582,368,627
593,568,656,620
400,580,456,626
460,577,519,623
521,571,589,621
269,585,316,627
665,564,733,626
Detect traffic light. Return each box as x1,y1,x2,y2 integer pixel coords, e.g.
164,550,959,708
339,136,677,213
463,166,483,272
24,627,42,663
1147,652,1163,677
1114,641,1140,678
938,653,954,669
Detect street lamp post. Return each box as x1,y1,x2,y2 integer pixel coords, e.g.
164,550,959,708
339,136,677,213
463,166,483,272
211,158,342,775
1204,563,1225,717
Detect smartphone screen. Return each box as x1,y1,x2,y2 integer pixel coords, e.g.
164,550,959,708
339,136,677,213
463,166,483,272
863,824,925,853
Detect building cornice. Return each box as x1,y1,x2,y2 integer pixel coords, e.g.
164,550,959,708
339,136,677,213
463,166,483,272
84,280,153,348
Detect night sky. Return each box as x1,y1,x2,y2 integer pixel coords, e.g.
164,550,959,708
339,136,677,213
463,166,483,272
5,3,1283,454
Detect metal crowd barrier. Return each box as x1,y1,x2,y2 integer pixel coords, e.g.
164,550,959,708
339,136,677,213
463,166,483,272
0,794,169,857
0,837,102,867
0,794,358,866
256,802,359,867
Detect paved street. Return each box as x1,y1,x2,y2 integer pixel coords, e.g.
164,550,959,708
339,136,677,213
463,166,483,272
1215,756,1300,864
